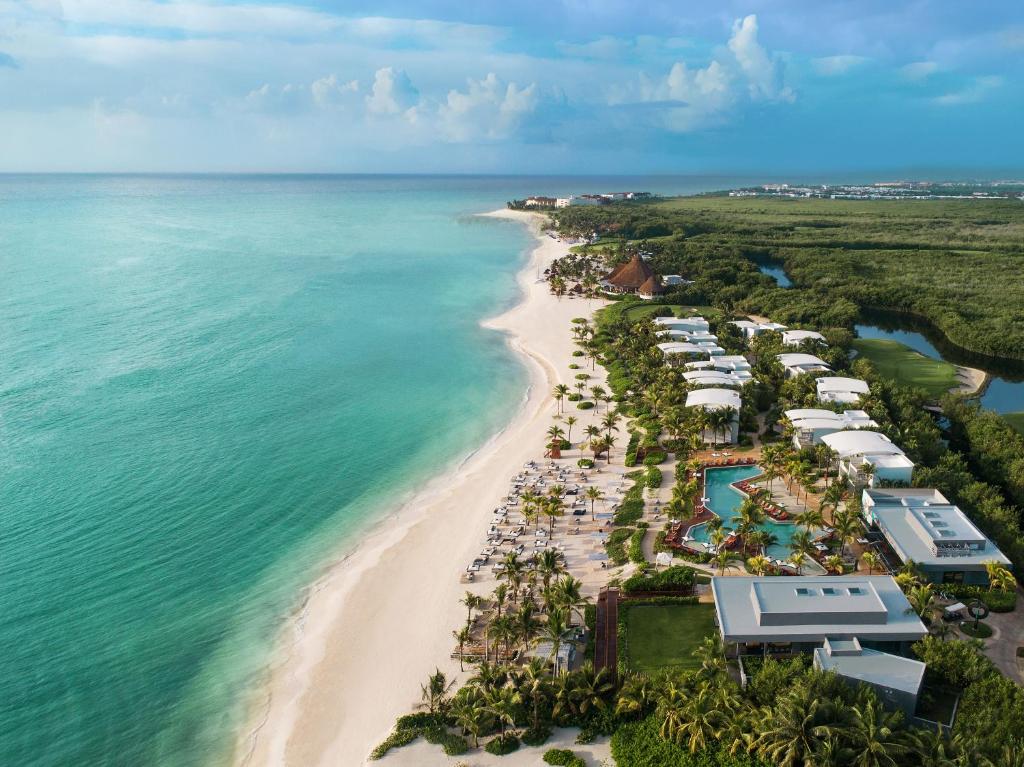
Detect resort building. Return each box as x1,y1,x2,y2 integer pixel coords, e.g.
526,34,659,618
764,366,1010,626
712,575,928,657
662,275,692,287
524,196,557,207
555,198,571,208
861,488,1012,585
601,254,657,295
813,638,925,717
820,430,915,486
684,370,751,388
817,376,871,405
658,341,725,364
778,353,832,378
637,275,664,299
685,388,741,443
730,319,787,342
653,316,710,334
784,408,879,448
782,329,827,347
657,329,718,343
568,194,608,206
711,355,752,373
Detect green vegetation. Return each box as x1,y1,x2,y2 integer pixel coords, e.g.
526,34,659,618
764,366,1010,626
543,748,586,766
1003,412,1024,436
851,338,958,398
619,603,716,673
606,528,633,565
959,620,993,639
622,565,696,594
554,196,1024,360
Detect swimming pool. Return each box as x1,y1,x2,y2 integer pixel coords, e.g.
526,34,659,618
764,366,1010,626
689,465,803,560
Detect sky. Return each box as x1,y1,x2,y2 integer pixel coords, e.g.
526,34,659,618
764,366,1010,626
0,0,1022,174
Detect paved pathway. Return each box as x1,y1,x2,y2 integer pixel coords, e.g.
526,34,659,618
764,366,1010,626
976,587,1024,683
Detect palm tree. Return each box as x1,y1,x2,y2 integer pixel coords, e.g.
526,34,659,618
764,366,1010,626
824,554,844,574
418,668,456,716
861,550,881,575
601,410,621,445
451,688,488,748
789,529,815,565
787,551,806,576
713,547,743,576
517,657,550,733
692,636,727,679
660,681,732,754
569,662,615,718
985,561,1018,591
484,686,521,741
535,548,565,590
543,496,565,536
907,583,935,619
584,486,604,521
798,506,824,533
747,554,772,576
615,673,655,718
453,625,471,671
493,583,509,618
590,385,607,412
501,552,525,603
556,574,590,628
564,415,577,446
546,424,565,454
543,607,569,674
753,689,854,767
553,384,570,414
849,699,914,767
461,591,483,626
513,601,541,653
468,660,506,693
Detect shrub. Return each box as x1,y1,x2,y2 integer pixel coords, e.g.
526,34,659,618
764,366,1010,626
611,714,765,766
628,528,646,564
614,499,644,526
521,726,552,747
643,451,667,465
622,565,696,594
960,620,993,639
369,729,419,760
575,373,590,380
572,350,584,357
577,458,595,468
940,583,1017,612
544,748,582,766
624,432,641,467
576,401,595,410
646,467,662,488
484,734,520,756
567,393,582,401
606,528,633,565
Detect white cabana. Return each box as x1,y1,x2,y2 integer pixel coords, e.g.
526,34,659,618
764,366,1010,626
817,376,871,404
778,353,832,378
782,329,827,347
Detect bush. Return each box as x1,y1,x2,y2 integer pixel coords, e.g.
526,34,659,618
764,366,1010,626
369,728,419,760
629,528,646,564
614,498,644,526
960,620,993,638
624,432,641,467
607,528,633,565
577,458,595,468
567,393,582,401
569,363,581,369
521,726,552,747
576,401,595,410
572,350,584,357
646,467,663,488
575,373,590,380
484,734,520,756
940,583,1017,612
544,748,584,766
643,451,667,465
622,565,696,594
612,714,766,766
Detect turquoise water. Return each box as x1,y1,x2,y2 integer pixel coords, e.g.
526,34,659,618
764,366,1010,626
690,466,799,559
0,174,785,766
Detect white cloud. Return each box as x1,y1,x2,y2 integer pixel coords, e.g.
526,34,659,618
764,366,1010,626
365,67,419,117
934,75,1003,106
609,14,793,132
901,61,938,81
812,55,868,76
438,73,538,142
311,74,358,108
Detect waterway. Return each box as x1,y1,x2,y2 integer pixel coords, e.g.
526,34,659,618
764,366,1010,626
758,264,792,287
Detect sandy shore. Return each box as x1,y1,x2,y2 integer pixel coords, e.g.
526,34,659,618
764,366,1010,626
952,365,988,397
233,210,610,767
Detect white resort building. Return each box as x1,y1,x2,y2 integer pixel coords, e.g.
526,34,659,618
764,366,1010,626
813,638,926,717
684,370,750,388
653,316,710,334
784,409,879,448
782,329,827,347
730,319,787,342
685,388,741,443
861,488,1012,585
778,353,832,378
657,341,725,364
817,376,871,405
820,430,915,486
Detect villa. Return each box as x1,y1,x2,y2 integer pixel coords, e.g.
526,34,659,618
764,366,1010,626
653,316,710,334
861,488,1012,585
730,319,787,342
782,329,827,347
813,638,926,717
662,275,692,287
820,430,915,486
658,341,725,365
685,388,741,443
656,329,718,343
784,408,879,448
817,376,871,405
601,254,658,295
684,370,751,388
712,575,928,657
778,353,832,378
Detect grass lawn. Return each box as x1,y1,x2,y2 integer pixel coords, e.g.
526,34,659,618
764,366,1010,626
621,603,717,673
851,338,958,399
1003,412,1024,436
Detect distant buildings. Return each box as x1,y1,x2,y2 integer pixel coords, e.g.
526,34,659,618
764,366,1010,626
601,253,657,295
782,329,826,347
523,196,557,208
861,488,1012,585
730,319,787,342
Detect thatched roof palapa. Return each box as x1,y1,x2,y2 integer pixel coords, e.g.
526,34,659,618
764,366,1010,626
638,275,664,297
604,253,656,290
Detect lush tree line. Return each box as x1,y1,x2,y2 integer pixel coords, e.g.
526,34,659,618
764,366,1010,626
552,196,1024,360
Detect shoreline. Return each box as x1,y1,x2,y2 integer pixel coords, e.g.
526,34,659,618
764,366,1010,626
233,209,594,766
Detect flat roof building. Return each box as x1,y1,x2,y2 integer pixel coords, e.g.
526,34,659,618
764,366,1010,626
684,370,752,388
821,430,914,486
778,353,832,378
731,319,787,341
712,575,927,655
686,388,741,444
813,638,925,717
862,488,1012,585
782,329,827,347
653,316,710,333
817,376,871,405
784,408,879,448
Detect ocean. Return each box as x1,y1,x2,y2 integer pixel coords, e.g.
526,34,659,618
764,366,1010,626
0,173,768,766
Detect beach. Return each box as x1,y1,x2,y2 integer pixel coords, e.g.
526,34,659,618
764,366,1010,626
235,209,610,767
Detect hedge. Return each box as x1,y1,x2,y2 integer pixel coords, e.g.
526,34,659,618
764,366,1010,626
940,583,1017,612
643,451,667,465
622,565,696,593
606,528,633,565
614,499,644,526
646,466,662,488
611,715,767,767
628,528,646,564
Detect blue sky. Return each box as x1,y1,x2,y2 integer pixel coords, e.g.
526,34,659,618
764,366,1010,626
0,0,1021,173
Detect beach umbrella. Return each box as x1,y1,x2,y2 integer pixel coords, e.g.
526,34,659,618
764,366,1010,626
655,552,672,569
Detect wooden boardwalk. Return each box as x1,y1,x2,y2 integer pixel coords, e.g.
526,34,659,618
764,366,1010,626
594,588,619,677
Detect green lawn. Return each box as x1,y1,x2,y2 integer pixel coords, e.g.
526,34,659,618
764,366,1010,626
621,603,717,673
1003,412,1024,436
851,338,958,399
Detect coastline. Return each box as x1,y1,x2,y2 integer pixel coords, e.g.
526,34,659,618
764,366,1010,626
233,209,595,766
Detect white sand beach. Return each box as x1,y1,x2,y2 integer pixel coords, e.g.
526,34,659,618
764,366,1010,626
234,210,613,767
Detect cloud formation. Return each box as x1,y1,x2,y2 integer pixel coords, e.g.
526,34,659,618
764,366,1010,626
365,67,419,117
